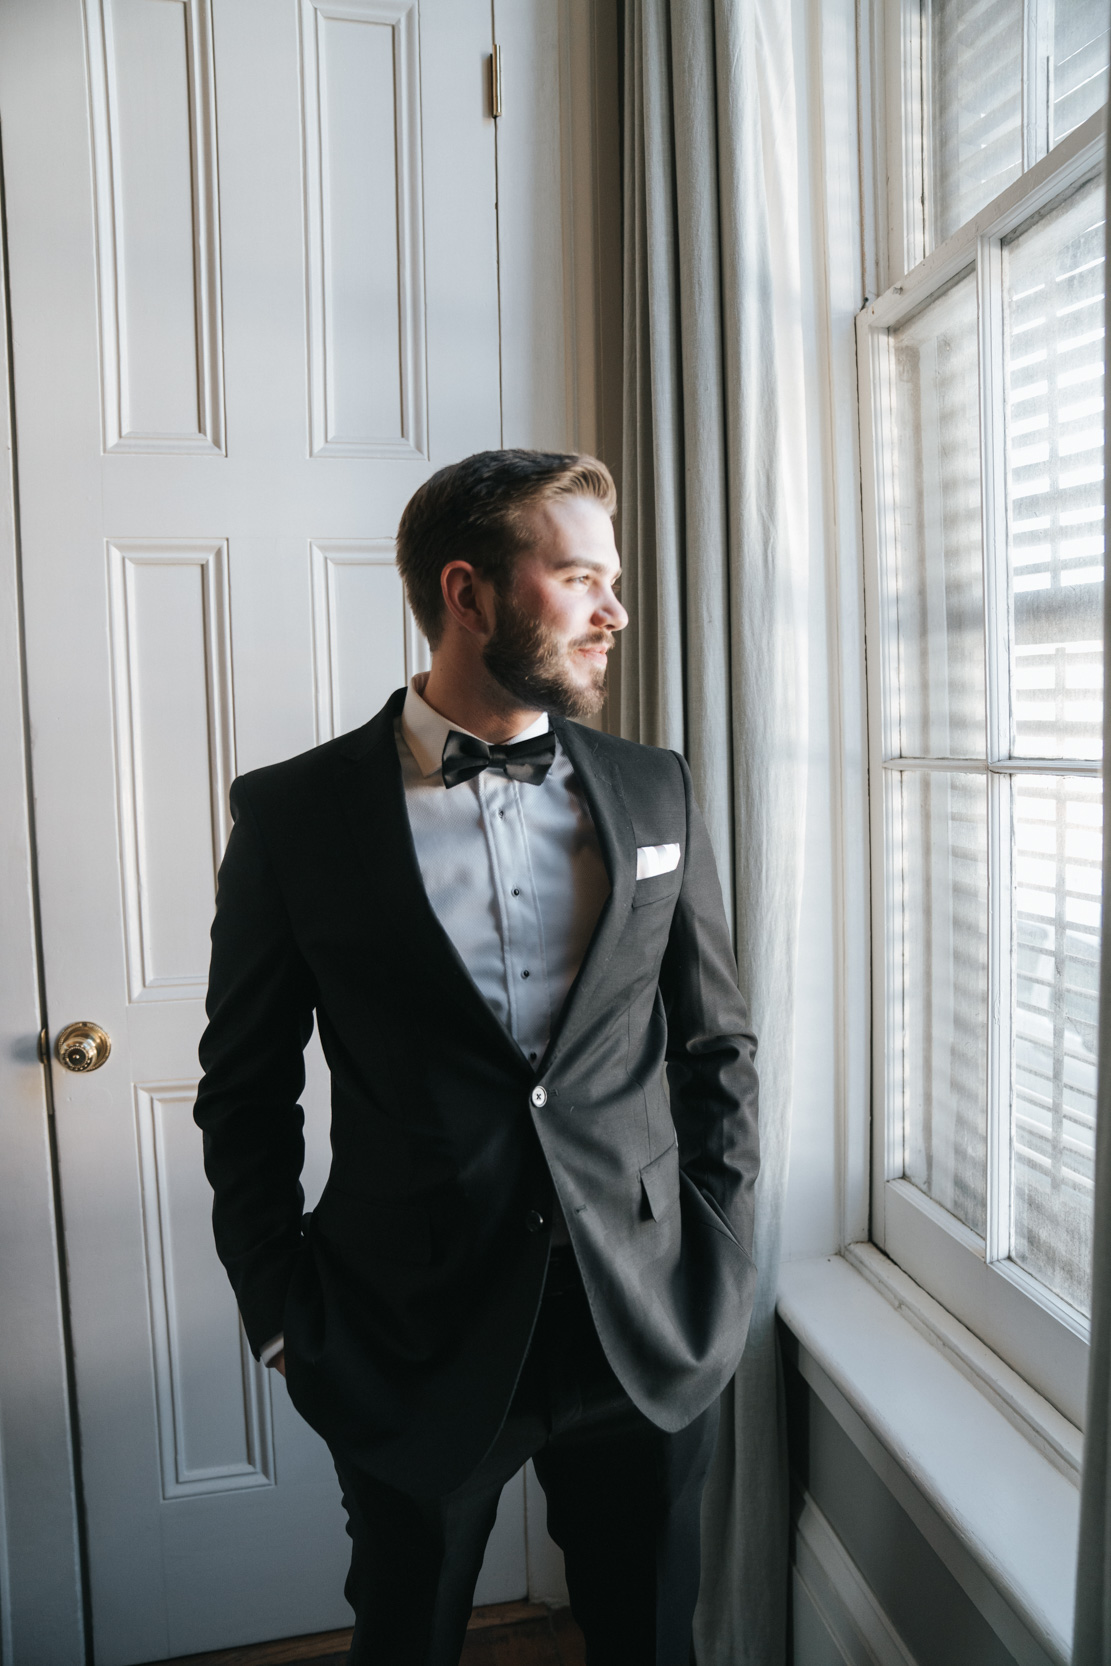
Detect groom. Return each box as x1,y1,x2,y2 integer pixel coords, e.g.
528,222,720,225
195,450,759,1666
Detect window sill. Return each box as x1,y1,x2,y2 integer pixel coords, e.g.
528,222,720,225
777,1252,1080,1666
876,1181,1089,1428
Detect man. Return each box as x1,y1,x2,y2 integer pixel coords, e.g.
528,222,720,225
195,450,759,1666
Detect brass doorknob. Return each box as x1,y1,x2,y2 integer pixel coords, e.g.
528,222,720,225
55,1022,112,1073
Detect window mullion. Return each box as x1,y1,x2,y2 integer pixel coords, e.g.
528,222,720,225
868,320,907,1242
986,774,1015,1268
899,0,929,271
1023,0,1052,166
979,228,1014,1269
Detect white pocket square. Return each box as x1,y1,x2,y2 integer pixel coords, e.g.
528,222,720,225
636,842,681,880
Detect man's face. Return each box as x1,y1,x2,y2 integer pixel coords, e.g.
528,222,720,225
482,496,628,719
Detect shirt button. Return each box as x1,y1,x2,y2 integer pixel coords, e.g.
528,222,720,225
529,1051,537,1062
497,810,505,819
521,969,530,979
512,887,521,897
526,1210,545,1233
531,1085,547,1108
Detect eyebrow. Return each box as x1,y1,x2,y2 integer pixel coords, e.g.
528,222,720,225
549,556,622,578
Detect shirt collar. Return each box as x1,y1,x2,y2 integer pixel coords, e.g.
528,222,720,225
401,673,551,779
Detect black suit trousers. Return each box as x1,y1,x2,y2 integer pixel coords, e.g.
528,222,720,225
332,1249,719,1666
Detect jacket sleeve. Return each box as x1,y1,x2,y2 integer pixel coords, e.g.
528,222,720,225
194,778,317,1356
657,752,760,1259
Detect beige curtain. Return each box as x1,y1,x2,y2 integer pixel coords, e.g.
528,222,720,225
620,0,808,1660
1072,75,1111,1666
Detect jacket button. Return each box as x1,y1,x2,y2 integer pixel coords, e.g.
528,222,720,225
526,1210,545,1233
531,1085,547,1108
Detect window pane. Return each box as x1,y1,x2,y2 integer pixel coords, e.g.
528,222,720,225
1053,0,1111,147
1004,176,1105,760
931,0,1023,245
1012,773,1101,1313
894,769,989,1234
891,275,986,758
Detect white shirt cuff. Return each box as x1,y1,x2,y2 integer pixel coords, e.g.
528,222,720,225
259,1333,285,1367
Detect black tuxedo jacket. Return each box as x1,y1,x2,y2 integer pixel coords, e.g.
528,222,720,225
195,688,759,1496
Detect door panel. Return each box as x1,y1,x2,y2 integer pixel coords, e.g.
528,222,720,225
0,0,523,1658
86,0,225,454
108,541,235,1000
301,0,426,458
310,541,416,741
134,1084,275,1497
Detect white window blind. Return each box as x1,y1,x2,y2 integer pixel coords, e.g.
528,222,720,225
887,272,991,1237
1005,178,1105,761
881,180,1105,1319
1003,176,1105,1311
1012,772,1100,1309
928,0,1109,252
931,0,1024,245
1054,0,1111,145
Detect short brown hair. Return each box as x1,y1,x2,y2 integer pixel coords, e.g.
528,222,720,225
396,449,616,647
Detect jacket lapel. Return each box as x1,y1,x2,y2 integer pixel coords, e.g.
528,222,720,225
542,718,637,1065
328,691,527,1072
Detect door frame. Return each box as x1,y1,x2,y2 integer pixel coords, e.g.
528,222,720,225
0,0,621,1656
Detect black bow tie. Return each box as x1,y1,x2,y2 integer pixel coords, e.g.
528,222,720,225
441,728,557,789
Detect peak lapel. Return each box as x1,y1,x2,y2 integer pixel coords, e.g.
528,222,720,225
542,719,636,1064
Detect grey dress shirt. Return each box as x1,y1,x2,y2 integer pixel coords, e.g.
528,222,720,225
398,675,610,1066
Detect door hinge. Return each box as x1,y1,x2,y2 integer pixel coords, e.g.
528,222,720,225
38,1026,49,1065
490,44,503,119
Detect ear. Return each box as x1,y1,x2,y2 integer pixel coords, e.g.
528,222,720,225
440,561,498,639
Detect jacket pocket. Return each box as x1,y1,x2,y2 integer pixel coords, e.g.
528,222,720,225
682,1175,754,1263
640,1141,680,1221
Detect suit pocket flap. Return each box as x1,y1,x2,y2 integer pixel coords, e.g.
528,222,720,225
640,1142,679,1222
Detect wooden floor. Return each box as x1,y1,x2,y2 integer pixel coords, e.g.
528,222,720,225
158,1603,586,1666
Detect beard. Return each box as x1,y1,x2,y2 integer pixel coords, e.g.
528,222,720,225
482,593,612,720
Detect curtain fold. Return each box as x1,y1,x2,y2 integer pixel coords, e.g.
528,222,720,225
1071,80,1111,1666
621,2,808,1661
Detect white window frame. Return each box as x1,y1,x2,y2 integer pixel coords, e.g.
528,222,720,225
859,3,1106,1428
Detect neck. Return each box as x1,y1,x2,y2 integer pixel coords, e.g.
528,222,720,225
420,648,544,745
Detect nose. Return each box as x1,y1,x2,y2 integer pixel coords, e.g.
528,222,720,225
597,588,628,632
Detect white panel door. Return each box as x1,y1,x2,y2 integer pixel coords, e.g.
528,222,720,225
0,1,529,1659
